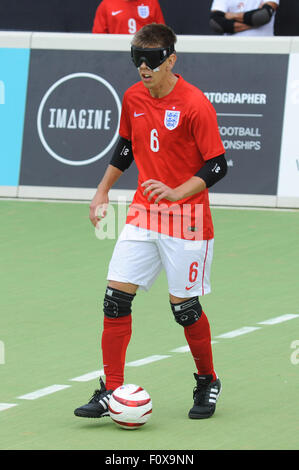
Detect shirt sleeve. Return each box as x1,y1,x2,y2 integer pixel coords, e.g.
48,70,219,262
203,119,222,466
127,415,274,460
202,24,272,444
191,96,225,162
92,2,108,34
119,92,132,141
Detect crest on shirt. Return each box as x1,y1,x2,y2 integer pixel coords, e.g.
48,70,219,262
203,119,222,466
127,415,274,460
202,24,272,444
164,110,181,130
138,5,150,18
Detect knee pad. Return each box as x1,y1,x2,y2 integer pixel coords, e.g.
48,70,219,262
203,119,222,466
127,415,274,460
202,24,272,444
103,287,135,319
170,297,202,326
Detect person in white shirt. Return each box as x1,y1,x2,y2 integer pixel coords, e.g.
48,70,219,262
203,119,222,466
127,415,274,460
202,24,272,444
210,0,279,36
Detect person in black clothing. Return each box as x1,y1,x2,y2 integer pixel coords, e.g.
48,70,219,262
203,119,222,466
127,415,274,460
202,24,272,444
274,0,299,35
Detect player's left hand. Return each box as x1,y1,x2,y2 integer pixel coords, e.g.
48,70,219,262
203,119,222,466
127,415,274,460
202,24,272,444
142,179,181,203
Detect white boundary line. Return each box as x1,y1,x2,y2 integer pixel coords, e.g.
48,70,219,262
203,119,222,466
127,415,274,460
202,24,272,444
17,385,71,400
215,326,261,339
70,369,104,383
171,341,218,353
0,403,18,411
258,314,299,325
126,355,171,367
1,313,298,411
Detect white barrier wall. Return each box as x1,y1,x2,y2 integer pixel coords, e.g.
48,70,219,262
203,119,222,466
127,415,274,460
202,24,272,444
0,32,299,208
277,49,299,208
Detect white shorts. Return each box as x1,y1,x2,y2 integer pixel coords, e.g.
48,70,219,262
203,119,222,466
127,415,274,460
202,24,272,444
107,224,214,298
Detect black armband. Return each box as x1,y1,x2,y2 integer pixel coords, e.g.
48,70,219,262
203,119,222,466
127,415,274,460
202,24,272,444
209,10,235,34
195,154,227,188
110,137,134,172
243,4,274,26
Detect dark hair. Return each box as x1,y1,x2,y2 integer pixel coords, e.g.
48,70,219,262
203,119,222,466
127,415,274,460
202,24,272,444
132,23,177,49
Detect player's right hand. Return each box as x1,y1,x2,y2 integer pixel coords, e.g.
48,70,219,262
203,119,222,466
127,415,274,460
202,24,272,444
89,191,109,228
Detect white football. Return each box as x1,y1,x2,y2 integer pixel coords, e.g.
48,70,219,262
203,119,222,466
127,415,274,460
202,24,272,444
108,384,152,430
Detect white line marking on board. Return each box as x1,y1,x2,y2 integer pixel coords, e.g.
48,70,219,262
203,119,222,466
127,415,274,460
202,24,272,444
70,369,104,382
17,385,71,400
215,326,261,339
0,403,18,411
258,314,299,325
126,355,171,367
217,113,263,117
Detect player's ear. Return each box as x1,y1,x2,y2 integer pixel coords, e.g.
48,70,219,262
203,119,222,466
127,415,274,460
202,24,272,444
167,53,177,71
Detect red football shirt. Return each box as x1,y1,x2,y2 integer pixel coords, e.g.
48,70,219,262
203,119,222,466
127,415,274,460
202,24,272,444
92,0,165,34
119,75,225,240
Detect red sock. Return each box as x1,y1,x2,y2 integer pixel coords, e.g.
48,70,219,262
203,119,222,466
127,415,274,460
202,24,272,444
184,311,216,381
101,315,132,390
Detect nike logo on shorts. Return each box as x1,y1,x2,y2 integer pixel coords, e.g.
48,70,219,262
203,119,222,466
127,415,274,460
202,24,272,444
185,283,198,291
134,112,145,117
112,10,122,16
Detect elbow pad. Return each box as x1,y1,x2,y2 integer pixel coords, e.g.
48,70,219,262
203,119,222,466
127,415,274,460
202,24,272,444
243,4,274,26
110,137,134,172
195,154,227,188
209,11,235,34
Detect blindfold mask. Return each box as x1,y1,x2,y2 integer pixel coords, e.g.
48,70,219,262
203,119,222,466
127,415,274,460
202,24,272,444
131,44,175,71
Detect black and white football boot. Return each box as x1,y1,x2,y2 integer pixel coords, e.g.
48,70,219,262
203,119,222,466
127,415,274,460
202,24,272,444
188,373,222,419
74,377,113,418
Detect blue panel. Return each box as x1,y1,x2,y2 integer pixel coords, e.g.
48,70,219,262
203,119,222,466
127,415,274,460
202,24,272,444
0,48,30,186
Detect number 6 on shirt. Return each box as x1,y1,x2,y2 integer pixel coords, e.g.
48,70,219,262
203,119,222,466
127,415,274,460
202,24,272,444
150,129,159,152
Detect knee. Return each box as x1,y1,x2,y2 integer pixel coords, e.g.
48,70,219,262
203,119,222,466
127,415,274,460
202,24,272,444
170,297,202,326
103,286,136,318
